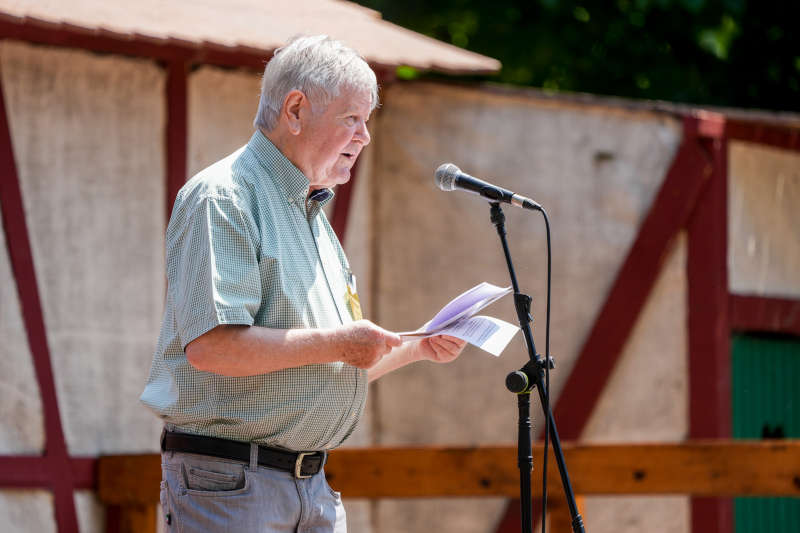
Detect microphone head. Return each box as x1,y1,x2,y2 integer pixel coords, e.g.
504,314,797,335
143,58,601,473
434,163,461,191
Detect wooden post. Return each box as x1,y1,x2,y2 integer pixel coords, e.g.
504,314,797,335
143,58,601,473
106,504,157,533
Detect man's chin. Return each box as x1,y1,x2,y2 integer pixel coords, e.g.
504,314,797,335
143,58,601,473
332,170,353,186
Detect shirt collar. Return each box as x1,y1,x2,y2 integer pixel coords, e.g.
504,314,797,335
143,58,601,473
245,130,335,209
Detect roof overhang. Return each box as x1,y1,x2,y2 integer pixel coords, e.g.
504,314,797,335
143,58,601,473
0,0,501,75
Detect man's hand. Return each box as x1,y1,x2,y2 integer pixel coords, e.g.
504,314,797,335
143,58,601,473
414,335,467,364
366,334,467,382
336,320,402,369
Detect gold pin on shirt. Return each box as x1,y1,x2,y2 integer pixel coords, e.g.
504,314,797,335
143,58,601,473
345,269,362,321
346,286,362,321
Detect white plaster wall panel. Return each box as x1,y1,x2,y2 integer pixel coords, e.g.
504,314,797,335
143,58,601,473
187,66,261,177
75,490,104,533
370,82,681,533
376,497,507,533
580,495,688,533
581,233,689,532
729,141,800,298
0,490,56,533
0,204,45,453
0,41,166,455
582,233,688,442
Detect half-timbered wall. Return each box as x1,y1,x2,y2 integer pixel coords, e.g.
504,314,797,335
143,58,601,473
0,44,797,533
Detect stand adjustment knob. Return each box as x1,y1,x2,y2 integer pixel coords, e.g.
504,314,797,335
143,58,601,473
506,370,529,393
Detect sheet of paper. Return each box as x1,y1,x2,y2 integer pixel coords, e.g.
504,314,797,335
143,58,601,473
400,282,512,336
436,315,519,356
396,281,518,356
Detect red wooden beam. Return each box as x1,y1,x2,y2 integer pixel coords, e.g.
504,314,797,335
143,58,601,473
730,295,800,336
0,457,51,486
686,124,732,533
70,457,98,490
0,457,96,489
0,67,79,532
726,119,800,152
165,60,188,221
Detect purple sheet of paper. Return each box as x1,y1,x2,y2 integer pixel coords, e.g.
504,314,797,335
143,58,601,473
421,282,511,333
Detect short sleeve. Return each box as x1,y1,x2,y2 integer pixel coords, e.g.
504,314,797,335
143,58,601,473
167,193,262,348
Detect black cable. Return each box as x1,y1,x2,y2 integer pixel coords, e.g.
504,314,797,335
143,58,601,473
539,208,552,533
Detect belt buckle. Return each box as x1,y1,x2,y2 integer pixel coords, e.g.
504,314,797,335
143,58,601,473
294,452,313,479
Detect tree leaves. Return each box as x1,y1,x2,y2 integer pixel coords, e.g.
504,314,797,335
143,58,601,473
358,0,799,111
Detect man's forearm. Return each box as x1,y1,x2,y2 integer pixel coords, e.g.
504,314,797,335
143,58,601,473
185,325,339,376
185,321,401,377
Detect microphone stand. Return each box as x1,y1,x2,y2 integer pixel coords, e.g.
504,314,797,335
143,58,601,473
489,202,585,533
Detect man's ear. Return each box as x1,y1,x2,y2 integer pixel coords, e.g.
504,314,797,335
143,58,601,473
282,90,306,136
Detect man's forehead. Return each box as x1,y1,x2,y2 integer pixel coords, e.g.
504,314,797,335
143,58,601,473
330,90,373,113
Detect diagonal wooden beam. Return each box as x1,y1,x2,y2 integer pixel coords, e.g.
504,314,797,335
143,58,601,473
552,117,712,440
0,66,79,532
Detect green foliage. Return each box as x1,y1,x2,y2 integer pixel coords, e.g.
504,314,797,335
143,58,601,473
355,0,800,111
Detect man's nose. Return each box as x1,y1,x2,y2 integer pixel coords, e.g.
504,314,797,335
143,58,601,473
355,120,371,146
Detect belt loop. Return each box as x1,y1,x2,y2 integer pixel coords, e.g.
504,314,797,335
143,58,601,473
249,443,259,471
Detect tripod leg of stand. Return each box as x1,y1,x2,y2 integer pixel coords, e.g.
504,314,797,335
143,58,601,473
539,386,586,533
549,495,585,532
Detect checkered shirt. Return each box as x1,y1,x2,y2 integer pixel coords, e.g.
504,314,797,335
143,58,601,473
140,131,365,451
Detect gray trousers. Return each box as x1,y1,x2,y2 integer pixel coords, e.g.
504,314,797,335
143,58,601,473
159,447,347,532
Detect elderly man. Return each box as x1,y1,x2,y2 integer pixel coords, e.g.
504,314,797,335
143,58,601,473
140,35,465,532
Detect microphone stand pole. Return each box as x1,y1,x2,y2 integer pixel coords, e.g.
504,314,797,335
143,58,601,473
489,202,585,533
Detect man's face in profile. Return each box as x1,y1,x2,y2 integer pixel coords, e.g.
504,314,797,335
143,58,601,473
299,89,373,191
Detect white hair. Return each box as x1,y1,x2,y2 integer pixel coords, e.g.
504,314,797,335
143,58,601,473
253,35,379,131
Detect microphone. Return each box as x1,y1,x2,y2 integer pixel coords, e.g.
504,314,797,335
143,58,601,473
434,163,542,211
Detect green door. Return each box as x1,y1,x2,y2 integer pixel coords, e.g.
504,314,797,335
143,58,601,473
731,334,800,533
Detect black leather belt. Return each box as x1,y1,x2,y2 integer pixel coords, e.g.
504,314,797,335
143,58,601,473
161,430,326,479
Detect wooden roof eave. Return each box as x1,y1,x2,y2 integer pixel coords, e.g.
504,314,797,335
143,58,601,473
0,14,499,76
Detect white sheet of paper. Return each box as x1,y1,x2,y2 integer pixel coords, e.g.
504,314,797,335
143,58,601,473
400,315,519,356
396,282,518,356
438,315,519,356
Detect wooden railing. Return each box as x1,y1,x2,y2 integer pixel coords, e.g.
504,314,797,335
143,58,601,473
98,440,800,533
